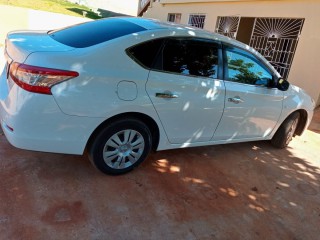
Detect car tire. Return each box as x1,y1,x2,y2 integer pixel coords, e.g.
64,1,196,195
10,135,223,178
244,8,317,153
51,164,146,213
88,118,152,175
271,112,300,149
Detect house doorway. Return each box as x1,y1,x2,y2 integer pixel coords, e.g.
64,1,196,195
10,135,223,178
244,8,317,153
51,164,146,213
216,17,304,80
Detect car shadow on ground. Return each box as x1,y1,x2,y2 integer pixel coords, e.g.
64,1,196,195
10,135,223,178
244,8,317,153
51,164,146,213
140,139,320,239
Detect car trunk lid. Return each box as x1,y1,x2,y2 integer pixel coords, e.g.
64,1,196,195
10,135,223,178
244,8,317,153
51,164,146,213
5,30,75,63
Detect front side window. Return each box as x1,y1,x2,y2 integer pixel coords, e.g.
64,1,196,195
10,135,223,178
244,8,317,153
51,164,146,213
188,14,206,29
167,13,182,23
226,48,273,86
157,39,219,78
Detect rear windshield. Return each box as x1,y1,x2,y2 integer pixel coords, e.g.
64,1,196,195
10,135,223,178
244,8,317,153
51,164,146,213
49,18,146,48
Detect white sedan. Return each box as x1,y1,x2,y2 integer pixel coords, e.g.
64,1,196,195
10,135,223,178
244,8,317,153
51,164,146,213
0,17,315,174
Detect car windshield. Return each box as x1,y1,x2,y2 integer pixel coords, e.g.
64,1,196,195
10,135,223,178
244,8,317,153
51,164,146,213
49,18,146,48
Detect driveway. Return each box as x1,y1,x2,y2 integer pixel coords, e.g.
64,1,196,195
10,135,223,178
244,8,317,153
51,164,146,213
0,107,319,239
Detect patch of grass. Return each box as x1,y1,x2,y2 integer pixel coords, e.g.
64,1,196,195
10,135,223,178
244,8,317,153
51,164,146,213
0,0,102,19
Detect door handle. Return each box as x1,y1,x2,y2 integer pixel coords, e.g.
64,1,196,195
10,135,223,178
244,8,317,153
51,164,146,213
228,96,244,104
155,92,179,99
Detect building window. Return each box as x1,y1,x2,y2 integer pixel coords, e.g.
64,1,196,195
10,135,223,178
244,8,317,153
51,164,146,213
215,16,240,39
167,13,181,23
188,14,206,29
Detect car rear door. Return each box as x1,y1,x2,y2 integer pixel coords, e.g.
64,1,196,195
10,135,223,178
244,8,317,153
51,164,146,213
213,45,283,141
146,38,225,144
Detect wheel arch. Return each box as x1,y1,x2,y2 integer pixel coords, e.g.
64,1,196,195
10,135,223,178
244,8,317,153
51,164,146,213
276,109,308,137
294,109,309,136
86,112,160,151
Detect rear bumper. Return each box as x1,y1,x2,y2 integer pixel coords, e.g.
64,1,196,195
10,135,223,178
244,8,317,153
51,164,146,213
0,70,103,155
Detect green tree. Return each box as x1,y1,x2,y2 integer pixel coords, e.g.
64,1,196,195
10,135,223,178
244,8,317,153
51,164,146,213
229,59,262,85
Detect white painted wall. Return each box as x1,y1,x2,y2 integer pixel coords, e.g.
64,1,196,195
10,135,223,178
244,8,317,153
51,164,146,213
143,0,320,106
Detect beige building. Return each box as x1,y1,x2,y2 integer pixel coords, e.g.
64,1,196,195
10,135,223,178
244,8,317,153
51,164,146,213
139,0,320,106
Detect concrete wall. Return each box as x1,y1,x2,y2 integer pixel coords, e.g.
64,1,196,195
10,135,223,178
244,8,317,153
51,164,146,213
143,0,320,106
0,5,89,46
68,0,139,16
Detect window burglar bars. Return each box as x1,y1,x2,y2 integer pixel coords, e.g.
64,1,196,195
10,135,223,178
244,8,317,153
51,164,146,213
188,14,206,29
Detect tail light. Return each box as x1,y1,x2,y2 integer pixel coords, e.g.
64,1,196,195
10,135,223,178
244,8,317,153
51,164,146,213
9,63,79,95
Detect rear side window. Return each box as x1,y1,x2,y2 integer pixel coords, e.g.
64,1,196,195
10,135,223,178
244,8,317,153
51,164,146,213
49,18,146,48
157,38,219,78
127,39,165,68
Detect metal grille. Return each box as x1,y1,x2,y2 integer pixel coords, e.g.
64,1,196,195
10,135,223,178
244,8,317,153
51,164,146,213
249,18,304,79
216,16,240,39
215,17,304,80
252,18,303,39
250,37,298,79
188,14,206,29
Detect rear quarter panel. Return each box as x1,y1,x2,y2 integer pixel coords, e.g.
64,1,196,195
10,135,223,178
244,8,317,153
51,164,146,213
23,30,175,150
25,34,152,117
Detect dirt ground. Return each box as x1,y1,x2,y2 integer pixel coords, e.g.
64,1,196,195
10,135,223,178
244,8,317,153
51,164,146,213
0,108,319,240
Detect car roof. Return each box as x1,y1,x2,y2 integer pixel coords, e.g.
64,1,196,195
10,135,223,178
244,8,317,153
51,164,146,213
122,17,250,49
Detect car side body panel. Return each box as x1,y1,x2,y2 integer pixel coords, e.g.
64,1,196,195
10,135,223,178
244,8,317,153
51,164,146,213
213,81,284,141
147,71,225,144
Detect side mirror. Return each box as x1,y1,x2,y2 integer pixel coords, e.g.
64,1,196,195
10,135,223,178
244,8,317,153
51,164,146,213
277,78,290,91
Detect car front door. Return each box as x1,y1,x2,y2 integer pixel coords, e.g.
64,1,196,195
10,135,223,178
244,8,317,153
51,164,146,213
146,38,225,144
213,46,283,141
